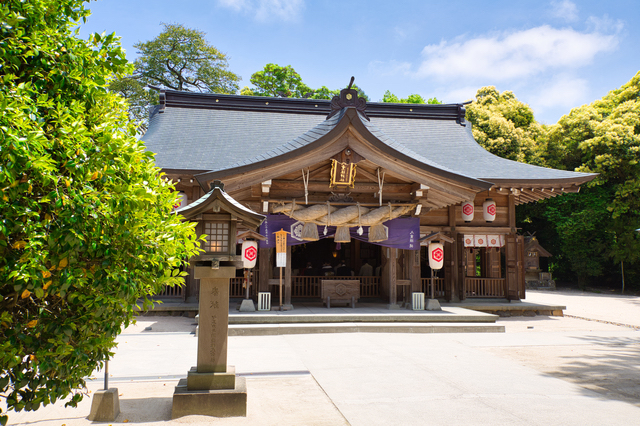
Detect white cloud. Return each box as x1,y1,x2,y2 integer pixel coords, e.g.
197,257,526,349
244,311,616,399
440,86,479,104
416,25,619,82
586,15,625,34
550,0,579,22
217,0,304,22
529,74,589,109
368,60,412,77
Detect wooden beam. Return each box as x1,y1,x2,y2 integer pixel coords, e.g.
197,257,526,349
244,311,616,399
271,179,412,193
293,163,331,181
356,167,380,182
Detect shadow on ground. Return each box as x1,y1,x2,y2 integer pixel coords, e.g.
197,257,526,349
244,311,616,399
550,335,640,406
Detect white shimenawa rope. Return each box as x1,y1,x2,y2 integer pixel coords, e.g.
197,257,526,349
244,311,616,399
302,168,310,205
377,168,386,206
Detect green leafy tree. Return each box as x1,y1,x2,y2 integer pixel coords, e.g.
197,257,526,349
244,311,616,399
244,64,369,100
247,63,313,98
107,77,156,132
132,23,240,93
0,1,202,423
517,73,640,289
381,90,441,104
542,72,640,288
465,86,545,165
111,23,240,130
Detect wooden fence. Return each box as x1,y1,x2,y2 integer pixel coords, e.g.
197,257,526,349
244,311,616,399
264,276,381,299
464,278,505,298
156,284,185,299
158,276,506,300
421,278,445,298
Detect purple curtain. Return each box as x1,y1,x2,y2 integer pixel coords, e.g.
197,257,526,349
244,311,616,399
259,214,419,250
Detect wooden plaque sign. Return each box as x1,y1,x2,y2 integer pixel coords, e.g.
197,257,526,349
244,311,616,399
330,159,357,187
274,228,288,267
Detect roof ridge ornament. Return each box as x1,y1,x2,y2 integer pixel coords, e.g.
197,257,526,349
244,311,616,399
327,76,369,121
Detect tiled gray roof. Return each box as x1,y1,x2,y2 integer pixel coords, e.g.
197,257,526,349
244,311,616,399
373,117,591,182
226,109,346,169
142,107,327,172
142,94,594,184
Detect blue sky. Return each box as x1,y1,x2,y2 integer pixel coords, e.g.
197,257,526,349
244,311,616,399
79,0,639,124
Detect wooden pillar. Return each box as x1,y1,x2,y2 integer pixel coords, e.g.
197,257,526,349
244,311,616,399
505,234,519,300
487,248,501,278
448,205,459,302
258,247,270,293
388,248,398,309
517,235,525,299
354,239,361,273
410,248,421,294
457,234,467,300
284,244,293,309
508,194,516,232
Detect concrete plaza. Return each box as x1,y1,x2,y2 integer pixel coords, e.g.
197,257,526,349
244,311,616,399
6,290,640,426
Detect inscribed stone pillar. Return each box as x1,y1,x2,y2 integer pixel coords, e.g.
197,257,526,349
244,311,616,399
196,267,235,373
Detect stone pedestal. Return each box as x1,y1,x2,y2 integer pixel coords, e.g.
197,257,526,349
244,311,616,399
426,299,442,311
238,299,256,312
172,266,247,419
87,388,120,421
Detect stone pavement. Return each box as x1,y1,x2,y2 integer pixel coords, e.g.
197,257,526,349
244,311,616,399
6,290,640,426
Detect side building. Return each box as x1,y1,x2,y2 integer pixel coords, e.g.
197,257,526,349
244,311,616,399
142,85,595,306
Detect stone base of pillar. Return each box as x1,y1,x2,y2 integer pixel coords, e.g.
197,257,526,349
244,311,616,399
87,388,120,421
386,303,401,310
238,299,256,312
426,299,442,311
186,366,236,390
172,376,247,418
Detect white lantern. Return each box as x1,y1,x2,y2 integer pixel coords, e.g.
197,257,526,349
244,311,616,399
461,201,474,222
428,242,444,270
483,198,496,222
173,192,188,210
241,240,258,269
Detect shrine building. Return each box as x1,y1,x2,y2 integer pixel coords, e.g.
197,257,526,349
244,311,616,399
142,84,595,307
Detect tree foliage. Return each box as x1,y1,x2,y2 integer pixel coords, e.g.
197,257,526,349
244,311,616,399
107,77,156,133
381,90,441,104
244,63,312,98
132,23,240,93
467,78,640,289
540,72,640,285
110,23,240,130
0,1,202,423
243,63,369,100
465,87,545,165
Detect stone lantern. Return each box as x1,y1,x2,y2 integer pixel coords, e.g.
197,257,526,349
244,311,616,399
171,181,264,418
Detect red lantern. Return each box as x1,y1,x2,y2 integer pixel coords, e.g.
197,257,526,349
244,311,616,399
461,201,474,222
483,198,496,222
428,242,444,270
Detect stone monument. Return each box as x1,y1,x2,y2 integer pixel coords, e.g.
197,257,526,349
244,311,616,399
171,181,264,418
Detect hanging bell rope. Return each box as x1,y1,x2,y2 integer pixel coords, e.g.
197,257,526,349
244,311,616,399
357,202,363,235
302,168,310,205
377,168,386,206
324,201,330,235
